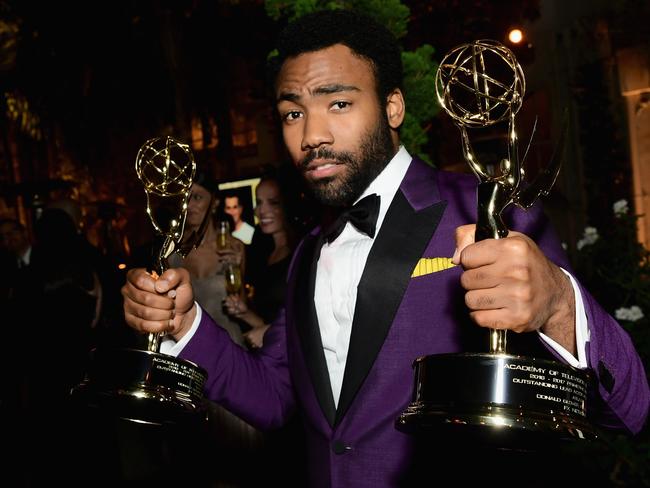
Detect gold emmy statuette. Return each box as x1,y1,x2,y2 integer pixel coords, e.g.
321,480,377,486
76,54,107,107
71,136,209,425
397,40,596,446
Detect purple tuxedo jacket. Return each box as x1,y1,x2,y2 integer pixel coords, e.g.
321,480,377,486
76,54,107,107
180,158,649,487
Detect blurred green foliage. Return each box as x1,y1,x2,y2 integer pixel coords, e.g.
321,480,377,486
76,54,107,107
574,209,650,369
572,201,650,486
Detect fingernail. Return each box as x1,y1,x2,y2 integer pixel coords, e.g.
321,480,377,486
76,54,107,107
452,247,460,264
168,290,177,299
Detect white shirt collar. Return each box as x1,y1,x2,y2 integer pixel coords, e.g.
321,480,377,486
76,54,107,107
356,145,412,233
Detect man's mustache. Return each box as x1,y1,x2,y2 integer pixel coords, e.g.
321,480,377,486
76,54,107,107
299,148,337,170
299,148,354,170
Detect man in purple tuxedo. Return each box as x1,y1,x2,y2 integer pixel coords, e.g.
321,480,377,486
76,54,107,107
123,9,649,487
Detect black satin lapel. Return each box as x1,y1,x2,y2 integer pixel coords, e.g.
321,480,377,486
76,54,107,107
293,233,337,426
335,191,447,425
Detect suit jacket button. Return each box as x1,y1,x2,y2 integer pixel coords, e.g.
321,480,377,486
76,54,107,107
332,440,350,455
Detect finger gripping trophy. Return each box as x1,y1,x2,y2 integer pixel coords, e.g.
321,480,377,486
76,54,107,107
136,136,198,351
397,40,596,445
72,136,208,425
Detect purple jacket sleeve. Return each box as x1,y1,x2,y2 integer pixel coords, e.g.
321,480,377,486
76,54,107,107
508,202,649,433
179,307,295,430
579,281,649,433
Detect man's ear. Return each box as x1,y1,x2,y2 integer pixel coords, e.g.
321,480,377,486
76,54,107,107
385,88,406,129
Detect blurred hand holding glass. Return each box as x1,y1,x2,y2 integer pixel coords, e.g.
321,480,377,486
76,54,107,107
224,261,242,296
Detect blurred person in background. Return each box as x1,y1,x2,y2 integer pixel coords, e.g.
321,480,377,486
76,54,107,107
224,191,255,245
48,197,125,332
9,206,104,486
225,167,306,349
167,171,247,346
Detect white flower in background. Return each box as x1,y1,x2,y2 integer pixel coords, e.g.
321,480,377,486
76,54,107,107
577,226,599,250
613,199,629,217
615,305,644,322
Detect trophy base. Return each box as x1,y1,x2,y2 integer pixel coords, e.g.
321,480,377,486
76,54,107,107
396,352,597,448
71,347,208,425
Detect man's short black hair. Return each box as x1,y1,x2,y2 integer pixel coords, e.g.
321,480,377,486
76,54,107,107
223,191,241,205
268,9,403,106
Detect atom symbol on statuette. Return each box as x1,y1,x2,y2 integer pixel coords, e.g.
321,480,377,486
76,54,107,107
135,136,195,196
435,39,525,128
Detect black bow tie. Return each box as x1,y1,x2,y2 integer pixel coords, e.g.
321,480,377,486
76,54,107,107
324,194,380,244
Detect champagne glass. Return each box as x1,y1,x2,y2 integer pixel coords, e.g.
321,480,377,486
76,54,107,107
216,220,230,250
224,261,242,296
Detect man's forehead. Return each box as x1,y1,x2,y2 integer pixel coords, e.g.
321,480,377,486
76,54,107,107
275,45,374,99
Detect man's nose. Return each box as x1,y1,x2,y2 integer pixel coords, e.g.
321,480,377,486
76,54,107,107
301,113,333,151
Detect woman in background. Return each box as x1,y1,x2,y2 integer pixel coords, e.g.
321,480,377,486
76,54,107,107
168,170,246,346
224,168,305,348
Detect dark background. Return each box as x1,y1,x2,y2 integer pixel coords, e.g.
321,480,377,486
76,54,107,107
1,0,647,257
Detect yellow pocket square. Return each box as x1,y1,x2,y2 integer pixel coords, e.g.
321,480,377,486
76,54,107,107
411,257,456,278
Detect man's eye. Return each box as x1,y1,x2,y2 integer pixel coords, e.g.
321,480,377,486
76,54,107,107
283,111,302,122
331,101,350,110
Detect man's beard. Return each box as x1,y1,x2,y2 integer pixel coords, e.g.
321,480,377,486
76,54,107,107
298,116,396,207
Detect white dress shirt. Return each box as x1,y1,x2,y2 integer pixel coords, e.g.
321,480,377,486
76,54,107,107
315,146,411,406
171,146,589,406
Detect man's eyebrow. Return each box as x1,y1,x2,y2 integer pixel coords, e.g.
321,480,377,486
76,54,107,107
277,84,360,103
313,84,360,95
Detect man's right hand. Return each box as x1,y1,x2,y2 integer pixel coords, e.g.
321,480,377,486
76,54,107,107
122,267,196,341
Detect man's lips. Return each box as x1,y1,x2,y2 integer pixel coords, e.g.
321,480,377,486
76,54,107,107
304,159,342,178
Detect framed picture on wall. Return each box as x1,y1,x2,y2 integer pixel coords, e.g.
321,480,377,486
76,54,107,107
218,177,261,243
